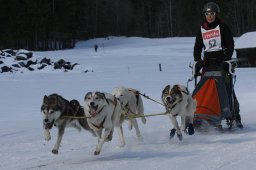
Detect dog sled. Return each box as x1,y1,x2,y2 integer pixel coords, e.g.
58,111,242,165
189,47,256,131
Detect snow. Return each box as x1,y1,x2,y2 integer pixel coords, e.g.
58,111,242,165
1,34,256,170
235,32,256,49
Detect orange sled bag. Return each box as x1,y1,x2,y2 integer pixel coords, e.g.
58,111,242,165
192,71,232,126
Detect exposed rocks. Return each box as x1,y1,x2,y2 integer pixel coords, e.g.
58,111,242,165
0,49,83,73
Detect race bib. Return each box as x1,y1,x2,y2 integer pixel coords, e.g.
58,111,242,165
201,25,222,52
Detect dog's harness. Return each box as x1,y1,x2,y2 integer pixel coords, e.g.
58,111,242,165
106,97,118,107
87,106,107,129
55,100,78,123
91,117,106,129
128,88,140,105
166,98,183,117
59,100,88,120
88,96,118,129
61,88,189,120
120,103,135,120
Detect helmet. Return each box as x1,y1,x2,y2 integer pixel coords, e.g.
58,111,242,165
203,2,220,13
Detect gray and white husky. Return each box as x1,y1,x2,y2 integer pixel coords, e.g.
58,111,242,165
112,87,146,140
41,93,95,154
84,91,125,155
162,85,196,140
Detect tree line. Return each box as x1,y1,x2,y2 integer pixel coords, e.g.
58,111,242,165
0,0,255,51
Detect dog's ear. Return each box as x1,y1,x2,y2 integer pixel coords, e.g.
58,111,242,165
94,91,109,104
84,92,92,101
43,95,48,104
162,85,170,94
172,85,182,96
173,85,180,92
95,91,104,99
101,93,110,105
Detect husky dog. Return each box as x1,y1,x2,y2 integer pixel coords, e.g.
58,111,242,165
162,85,196,141
84,91,125,155
41,93,95,154
112,87,146,140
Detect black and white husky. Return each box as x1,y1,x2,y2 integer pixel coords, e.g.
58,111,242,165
112,86,146,140
84,91,125,155
41,93,95,154
162,85,196,140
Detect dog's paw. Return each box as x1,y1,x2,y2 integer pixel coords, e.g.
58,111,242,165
170,128,176,139
182,128,188,134
128,120,133,130
52,149,58,154
188,123,194,135
119,142,125,147
106,133,113,142
44,135,51,141
44,130,51,141
141,117,146,124
137,135,144,142
91,130,97,137
94,150,100,155
177,133,183,141
75,126,82,132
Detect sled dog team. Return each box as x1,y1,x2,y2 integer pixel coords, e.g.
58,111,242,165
41,85,196,155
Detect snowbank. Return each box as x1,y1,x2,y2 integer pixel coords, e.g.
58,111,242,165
235,32,256,49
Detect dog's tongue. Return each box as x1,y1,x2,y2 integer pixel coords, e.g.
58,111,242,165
167,96,173,103
89,109,97,117
44,122,53,129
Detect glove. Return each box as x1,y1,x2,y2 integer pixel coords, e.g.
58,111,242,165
194,60,204,76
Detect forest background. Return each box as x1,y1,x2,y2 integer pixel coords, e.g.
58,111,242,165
0,0,255,50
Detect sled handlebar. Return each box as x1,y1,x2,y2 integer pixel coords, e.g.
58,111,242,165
189,59,238,77
223,59,238,76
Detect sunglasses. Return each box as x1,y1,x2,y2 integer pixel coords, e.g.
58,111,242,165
205,12,216,16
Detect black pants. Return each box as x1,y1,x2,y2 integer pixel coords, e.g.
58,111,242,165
225,73,241,121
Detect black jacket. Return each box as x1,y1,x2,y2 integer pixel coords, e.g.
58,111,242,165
193,18,234,63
